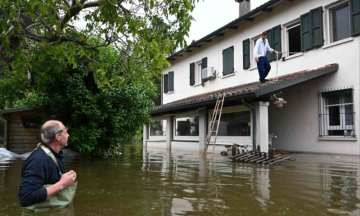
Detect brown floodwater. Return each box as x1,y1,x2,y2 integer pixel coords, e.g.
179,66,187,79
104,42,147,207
1,144,360,216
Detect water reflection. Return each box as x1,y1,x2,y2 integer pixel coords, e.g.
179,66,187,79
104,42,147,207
0,145,359,216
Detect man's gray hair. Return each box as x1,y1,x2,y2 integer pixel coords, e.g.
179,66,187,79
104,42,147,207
40,122,61,144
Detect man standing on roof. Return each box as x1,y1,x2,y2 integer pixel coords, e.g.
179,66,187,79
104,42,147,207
18,120,77,211
254,32,278,84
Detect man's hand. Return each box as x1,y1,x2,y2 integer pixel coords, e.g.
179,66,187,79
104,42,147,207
46,170,77,200
274,50,278,53
255,58,259,63
59,171,76,189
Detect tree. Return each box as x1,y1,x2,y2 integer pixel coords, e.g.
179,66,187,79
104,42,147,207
0,0,198,155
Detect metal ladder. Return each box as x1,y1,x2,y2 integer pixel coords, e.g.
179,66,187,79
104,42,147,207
203,92,225,158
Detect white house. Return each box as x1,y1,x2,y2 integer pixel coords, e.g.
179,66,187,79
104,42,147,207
143,0,360,156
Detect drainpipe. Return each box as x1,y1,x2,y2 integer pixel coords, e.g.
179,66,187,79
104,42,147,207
241,99,256,150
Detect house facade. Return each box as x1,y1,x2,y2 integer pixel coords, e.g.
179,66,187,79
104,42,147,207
144,0,360,156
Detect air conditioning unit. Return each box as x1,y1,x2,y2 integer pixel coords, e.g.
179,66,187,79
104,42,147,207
202,67,216,81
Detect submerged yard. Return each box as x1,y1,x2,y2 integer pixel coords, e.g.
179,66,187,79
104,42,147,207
0,143,359,216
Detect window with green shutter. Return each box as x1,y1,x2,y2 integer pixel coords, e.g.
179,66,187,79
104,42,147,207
311,7,324,47
168,71,174,92
190,63,195,86
272,25,282,60
265,30,273,62
163,74,168,93
301,7,324,51
243,39,250,69
223,46,234,76
350,0,360,36
301,12,312,51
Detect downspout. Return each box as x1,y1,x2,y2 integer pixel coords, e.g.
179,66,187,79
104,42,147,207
241,99,256,150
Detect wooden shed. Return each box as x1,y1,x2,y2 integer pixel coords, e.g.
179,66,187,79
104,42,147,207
1,108,46,154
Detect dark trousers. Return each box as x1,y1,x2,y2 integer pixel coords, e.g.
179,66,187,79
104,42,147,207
257,57,271,83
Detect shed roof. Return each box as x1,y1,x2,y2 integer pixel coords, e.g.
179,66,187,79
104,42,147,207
1,107,34,115
151,63,339,116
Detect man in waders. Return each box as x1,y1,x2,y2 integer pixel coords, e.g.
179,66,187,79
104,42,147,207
18,120,77,212
254,32,278,84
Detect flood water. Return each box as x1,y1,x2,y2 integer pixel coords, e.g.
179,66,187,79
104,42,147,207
1,144,360,216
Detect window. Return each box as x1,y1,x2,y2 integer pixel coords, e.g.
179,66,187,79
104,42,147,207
163,71,174,93
190,57,207,86
329,2,351,43
195,61,202,85
149,120,167,136
251,35,261,68
217,111,251,136
300,7,324,50
222,46,234,76
286,21,301,56
175,116,199,136
319,88,356,138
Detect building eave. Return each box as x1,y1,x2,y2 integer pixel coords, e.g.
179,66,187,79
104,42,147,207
166,0,283,61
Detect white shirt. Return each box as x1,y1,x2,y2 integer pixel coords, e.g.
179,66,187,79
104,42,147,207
254,38,274,59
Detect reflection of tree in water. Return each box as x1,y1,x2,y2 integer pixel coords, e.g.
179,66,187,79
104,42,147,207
320,163,360,213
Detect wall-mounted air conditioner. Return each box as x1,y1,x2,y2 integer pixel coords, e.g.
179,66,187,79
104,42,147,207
201,67,216,81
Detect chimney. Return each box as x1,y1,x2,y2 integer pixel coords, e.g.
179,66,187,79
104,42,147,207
235,0,251,17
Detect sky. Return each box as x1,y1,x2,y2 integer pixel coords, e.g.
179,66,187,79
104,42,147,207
185,0,269,44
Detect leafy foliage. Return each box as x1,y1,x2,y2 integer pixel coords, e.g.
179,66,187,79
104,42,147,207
0,0,198,156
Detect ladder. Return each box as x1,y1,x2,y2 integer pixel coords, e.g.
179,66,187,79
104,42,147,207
203,92,225,158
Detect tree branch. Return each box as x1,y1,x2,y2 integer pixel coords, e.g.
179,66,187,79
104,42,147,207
63,0,71,8
60,0,103,30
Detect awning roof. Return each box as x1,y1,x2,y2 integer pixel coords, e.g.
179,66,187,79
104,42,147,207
151,63,338,116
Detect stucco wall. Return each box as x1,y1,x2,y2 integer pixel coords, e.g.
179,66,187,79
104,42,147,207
162,0,359,105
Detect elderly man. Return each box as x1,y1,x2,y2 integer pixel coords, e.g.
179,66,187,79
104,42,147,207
18,120,77,210
254,31,278,84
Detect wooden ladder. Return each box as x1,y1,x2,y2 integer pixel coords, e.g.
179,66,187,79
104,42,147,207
203,92,225,158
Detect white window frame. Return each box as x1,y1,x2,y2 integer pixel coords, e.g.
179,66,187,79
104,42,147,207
148,117,167,141
173,112,199,141
325,0,352,45
321,96,354,137
208,105,252,145
250,34,261,70
163,72,175,94
283,18,304,60
195,60,202,85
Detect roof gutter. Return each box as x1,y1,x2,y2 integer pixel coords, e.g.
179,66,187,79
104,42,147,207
167,0,282,60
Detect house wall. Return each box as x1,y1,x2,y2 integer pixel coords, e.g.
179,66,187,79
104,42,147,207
162,0,359,105
4,111,45,154
157,0,360,155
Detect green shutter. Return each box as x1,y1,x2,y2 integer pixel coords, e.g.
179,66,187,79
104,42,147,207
223,47,234,75
164,74,168,93
190,63,195,86
311,7,324,47
301,12,312,51
243,39,250,69
202,57,207,69
350,0,360,36
266,30,273,62
272,25,282,61
168,71,174,91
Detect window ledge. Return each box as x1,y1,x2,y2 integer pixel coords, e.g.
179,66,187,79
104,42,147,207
193,83,202,87
222,73,235,79
147,139,166,142
166,91,175,95
284,53,304,61
323,37,354,49
249,66,257,71
318,137,357,141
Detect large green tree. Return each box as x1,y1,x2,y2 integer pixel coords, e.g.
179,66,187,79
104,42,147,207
0,0,197,155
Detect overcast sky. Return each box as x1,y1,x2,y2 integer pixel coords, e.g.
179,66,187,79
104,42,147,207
185,0,269,44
